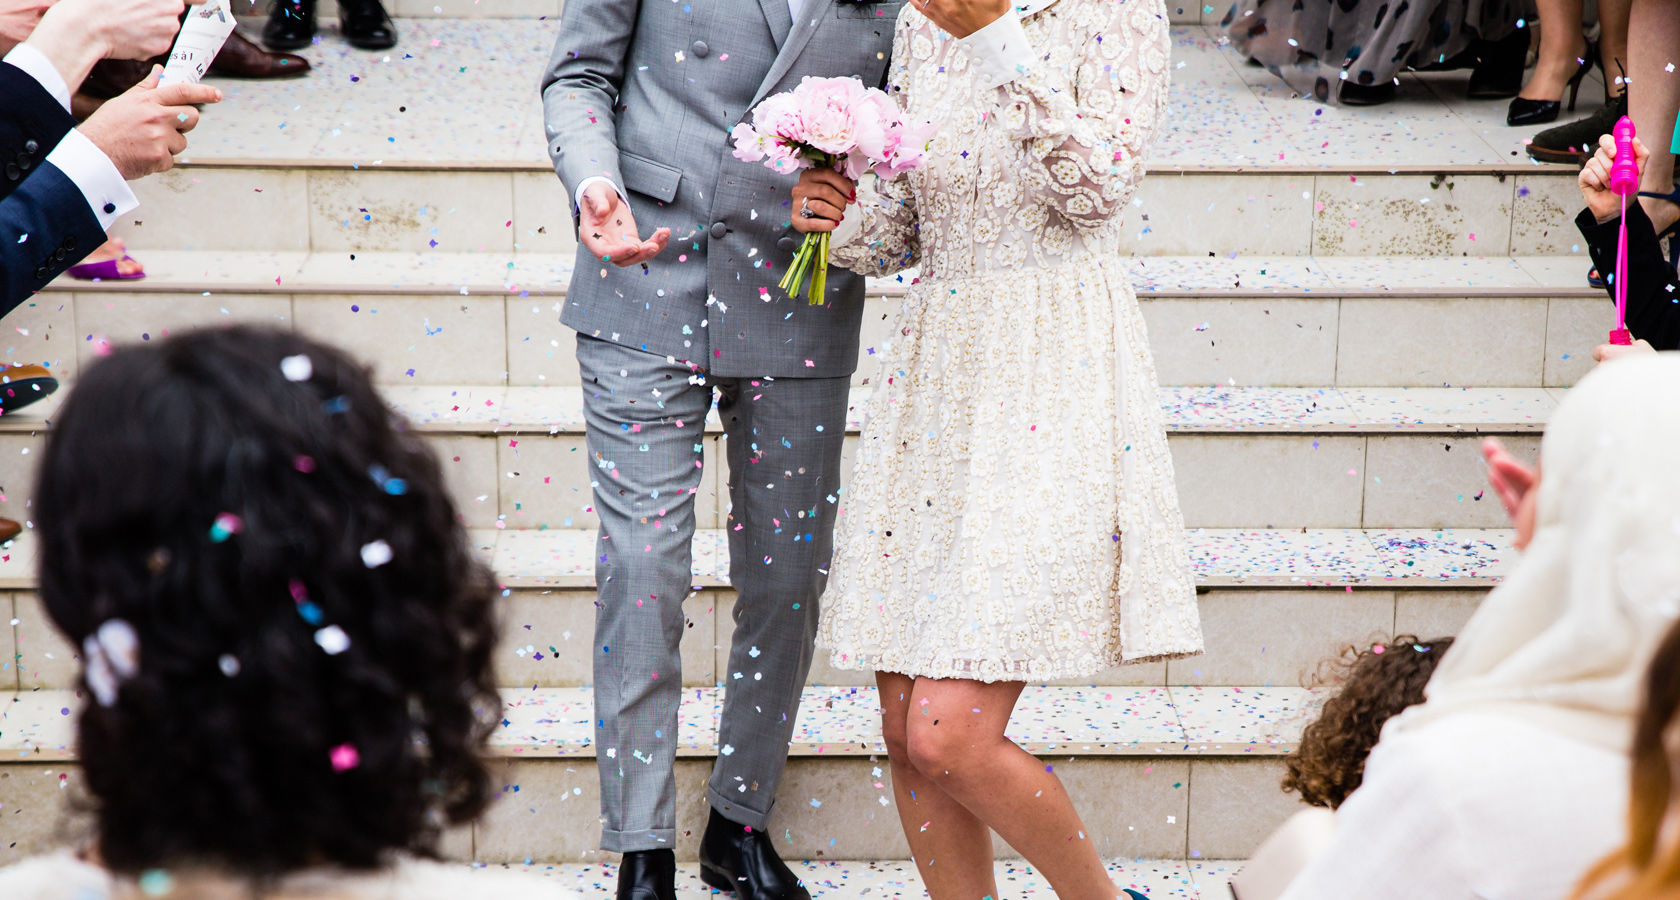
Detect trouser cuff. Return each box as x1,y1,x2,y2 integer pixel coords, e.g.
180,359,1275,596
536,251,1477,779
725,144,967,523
601,826,678,853
707,784,773,831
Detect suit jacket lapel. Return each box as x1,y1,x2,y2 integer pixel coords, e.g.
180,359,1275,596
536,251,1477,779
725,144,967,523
758,0,793,49
749,0,836,109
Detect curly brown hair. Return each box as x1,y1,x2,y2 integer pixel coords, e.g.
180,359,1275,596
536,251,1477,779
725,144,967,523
1281,635,1455,809
37,326,501,876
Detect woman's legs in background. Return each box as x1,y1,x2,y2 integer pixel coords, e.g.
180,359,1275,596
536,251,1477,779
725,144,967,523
1629,0,1680,231
1596,0,1631,94
1520,0,1587,101
879,672,1120,900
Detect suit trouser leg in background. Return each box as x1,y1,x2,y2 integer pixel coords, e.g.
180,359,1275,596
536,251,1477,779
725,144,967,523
706,373,850,828
578,334,712,853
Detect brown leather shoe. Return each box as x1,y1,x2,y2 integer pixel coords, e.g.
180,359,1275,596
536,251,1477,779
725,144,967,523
208,29,311,79
0,518,20,543
0,364,58,416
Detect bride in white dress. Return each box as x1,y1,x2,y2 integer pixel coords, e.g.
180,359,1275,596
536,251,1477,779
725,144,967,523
789,0,1203,896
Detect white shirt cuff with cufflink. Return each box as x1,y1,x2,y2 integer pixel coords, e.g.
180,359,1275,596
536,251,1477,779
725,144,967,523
45,130,139,233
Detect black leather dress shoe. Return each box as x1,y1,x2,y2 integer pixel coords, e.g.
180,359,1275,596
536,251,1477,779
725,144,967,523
339,0,397,50
616,849,676,900
699,808,810,900
263,0,315,51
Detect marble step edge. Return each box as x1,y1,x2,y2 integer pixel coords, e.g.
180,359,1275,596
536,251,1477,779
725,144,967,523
0,385,1569,436
172,155,1579,178
0,684,1312,762
41,252,1604,299
0,526,1515,591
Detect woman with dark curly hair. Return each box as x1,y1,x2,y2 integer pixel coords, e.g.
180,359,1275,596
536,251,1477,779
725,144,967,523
1282,636,1455,810
0,326,573,899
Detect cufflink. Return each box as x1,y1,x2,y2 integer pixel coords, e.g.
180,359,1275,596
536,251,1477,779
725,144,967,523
103,202,116,214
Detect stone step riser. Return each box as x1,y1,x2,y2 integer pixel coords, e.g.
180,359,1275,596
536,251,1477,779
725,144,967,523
0,427,1534,538
28,292,1612,391
7,585,1487,692
114,166,1583,258
0,756,1304,863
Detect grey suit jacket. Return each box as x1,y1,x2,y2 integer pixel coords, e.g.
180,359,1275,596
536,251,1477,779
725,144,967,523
541,0,903,379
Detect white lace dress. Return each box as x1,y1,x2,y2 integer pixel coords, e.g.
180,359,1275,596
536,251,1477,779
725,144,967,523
815,0,1203,682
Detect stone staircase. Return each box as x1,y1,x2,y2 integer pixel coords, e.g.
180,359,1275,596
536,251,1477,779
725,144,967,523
0,8,1615,897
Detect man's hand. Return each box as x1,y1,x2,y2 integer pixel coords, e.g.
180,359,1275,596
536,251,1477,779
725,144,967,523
1580,133,1650,225
78,67,221,180
912,0,1012,39
1481,437,1536,525
1593,337,1657,364
578,181,668,267
25,0,200,92
790,167,854,234
0,0,54,57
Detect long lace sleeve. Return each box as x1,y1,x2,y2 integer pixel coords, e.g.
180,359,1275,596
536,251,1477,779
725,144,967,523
963,0,1169,229
829,14,922,277
829,172,920,277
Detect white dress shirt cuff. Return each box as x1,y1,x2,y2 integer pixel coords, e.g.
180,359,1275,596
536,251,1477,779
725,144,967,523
959,10,1036,90
46,130,139,233
3,44,72,112
574,176,628,213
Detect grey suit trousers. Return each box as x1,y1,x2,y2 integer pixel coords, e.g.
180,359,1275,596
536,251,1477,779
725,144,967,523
578,334,848,852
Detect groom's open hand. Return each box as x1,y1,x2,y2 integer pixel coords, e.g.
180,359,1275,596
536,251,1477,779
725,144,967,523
579,182,670,267
791,168,855,234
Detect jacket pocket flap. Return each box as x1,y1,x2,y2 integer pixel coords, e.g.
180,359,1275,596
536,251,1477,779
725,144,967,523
619,151,683,203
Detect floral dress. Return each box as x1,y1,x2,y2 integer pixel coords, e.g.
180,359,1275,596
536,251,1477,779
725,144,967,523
815,0,1203,682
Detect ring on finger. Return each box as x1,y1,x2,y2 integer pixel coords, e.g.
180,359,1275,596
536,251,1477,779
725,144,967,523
800,198,817,219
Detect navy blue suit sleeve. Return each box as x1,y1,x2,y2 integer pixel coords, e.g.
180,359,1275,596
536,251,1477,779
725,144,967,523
0,162,104,315
1577,203,1680,351
0,62,77,204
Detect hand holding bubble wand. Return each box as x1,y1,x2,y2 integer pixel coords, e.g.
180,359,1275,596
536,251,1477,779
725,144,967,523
1608,116,1640,346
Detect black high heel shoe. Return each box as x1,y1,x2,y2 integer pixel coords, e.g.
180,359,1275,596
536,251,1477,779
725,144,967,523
1507,42,1595,127
1466,27,1531,99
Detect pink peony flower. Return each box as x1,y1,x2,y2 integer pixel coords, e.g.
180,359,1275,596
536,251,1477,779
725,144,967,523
792,76,869,155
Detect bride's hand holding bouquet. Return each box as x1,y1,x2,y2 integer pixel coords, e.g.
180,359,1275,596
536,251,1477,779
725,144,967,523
731,76,937,303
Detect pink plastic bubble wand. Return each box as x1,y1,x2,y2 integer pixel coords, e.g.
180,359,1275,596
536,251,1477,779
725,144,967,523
1608,116,1640,346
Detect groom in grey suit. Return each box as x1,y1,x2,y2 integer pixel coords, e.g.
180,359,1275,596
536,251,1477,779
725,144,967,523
541,2,900,899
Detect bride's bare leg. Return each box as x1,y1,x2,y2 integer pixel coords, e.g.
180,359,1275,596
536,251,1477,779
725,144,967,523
877,672,999,900
902,677,1119,900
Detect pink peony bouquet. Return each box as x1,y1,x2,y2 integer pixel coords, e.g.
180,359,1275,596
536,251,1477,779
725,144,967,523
731,76,939,303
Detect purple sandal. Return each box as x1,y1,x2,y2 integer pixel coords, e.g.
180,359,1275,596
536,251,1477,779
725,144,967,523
67,256,146,281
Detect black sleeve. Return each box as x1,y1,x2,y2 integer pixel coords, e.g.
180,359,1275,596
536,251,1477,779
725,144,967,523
0,161,106,314
1576,202,1680,350
0,62,79,204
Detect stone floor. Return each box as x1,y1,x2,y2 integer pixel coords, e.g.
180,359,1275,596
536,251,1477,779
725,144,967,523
182,19,1597,170
485,858,1243,899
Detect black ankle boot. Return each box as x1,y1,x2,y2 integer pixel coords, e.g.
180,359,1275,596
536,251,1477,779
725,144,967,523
263,0,315,51
616,849,676,900
699,808,810,900
339,0,396,50
1466,26,1530,99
